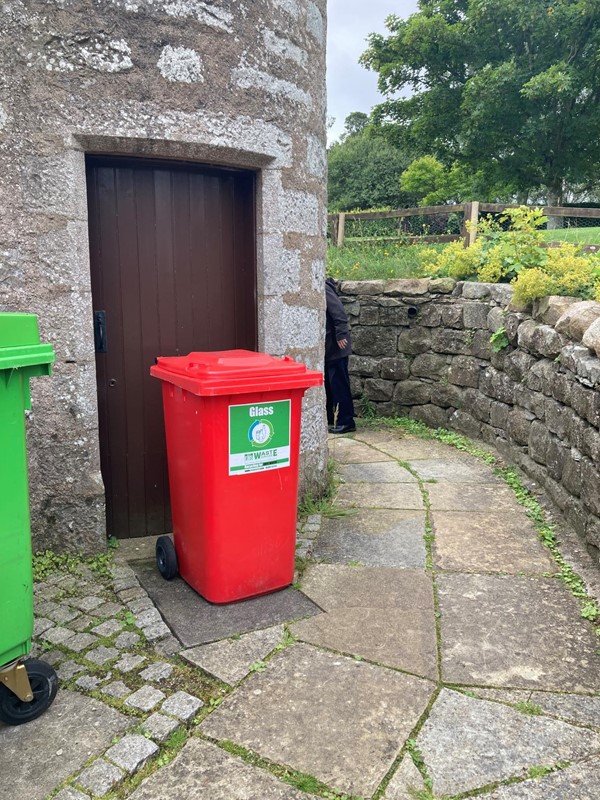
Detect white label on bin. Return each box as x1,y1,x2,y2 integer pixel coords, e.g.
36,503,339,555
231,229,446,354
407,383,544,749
228,400,291,475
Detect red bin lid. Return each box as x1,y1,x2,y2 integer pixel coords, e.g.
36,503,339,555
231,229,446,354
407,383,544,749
150,349,323,396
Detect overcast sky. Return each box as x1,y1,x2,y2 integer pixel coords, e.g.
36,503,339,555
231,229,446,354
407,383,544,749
326,0,419,143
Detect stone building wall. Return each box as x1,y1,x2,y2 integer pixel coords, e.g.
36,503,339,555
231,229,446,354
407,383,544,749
341,278,600,563
1,0,328,552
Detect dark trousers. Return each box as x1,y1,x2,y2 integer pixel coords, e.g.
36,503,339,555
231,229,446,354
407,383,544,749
325,357,355,427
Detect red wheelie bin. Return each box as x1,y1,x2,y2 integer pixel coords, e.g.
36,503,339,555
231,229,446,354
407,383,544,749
151,350,322,604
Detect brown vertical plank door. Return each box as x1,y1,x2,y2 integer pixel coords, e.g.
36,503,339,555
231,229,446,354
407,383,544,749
86,157,257,538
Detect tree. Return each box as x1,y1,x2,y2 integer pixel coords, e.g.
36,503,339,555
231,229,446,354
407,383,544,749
361,0,600,205
341,111,369,138
328,115,417,211
399,155,512,205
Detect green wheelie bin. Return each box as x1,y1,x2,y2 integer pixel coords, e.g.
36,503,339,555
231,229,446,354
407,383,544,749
0,312,58,725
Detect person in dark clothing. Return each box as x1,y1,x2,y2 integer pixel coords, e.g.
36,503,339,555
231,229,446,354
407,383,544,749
325,277,356,433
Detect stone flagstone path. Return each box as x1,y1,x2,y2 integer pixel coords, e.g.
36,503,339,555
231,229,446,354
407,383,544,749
1,425,599,799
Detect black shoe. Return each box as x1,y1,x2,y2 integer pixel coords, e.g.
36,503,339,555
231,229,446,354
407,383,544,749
328,423,356,434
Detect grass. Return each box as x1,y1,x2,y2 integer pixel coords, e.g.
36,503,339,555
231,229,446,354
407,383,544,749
298,458,355,519
327,241,440,281
326,226,600,282
540,226,600,245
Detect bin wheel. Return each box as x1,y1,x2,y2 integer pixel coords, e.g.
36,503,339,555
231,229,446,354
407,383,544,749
0,659,58,726
156,536,178,580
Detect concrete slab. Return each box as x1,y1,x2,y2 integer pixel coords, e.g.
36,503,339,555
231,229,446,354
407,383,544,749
201,643,434,797
428,483,523,512
466,688,538,704
291,607,438,678
328,436,393,464
313,510,426,567
338,462,417,483
299,564,434,612
353,431,467,460
335,482,424,510
129,737,313,800
418,689,600,797
116,535,161,563
180,625,284,685
486,758,600,799
432,511,557,574
439,574,600,691
0,691,132,800
471,687,600,728
529,692,600,728
134,562,319,647
410,457,502,483
384,756,426,800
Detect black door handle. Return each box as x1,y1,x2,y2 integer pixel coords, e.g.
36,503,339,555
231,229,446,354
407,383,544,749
94,310,107,353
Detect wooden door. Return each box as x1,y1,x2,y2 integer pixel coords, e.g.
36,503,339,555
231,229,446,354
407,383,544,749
86,157,257,538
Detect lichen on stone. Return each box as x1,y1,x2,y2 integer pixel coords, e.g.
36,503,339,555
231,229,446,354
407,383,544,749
157,45,205,83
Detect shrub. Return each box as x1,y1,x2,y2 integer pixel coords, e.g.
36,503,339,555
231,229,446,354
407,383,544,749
424,206,600,302
510,268,555,304
422,239,483,280
512,242,600,303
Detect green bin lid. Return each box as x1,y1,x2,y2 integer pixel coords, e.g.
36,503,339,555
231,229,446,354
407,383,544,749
0,313,55,370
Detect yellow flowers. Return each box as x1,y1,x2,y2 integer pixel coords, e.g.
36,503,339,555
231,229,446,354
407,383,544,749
422,240,482,280
511,269,555,304
423,208,600,305
512,243,600,304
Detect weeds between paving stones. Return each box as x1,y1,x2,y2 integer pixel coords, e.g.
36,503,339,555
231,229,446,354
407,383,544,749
512,700,544,716
84,727,191,800
213,739,359,800
372,687,442,800
33,537,119,582
36,418,600,800
361,416,600,629
33,556,234,800
346,418,600,798
299,458,356,519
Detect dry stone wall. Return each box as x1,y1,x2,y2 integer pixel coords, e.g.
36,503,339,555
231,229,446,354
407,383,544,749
341,279,600,563
1,0,327,552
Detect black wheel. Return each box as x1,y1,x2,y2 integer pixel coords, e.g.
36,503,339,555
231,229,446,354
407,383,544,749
156,535,178,580
0,659,58,726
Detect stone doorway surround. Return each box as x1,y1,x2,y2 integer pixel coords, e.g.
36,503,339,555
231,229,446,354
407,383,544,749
26,123,326,551
2,1,328,553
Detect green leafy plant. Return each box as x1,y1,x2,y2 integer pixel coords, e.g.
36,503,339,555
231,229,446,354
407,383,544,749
489,326,510,352
512,241,600,303
424,207,549,284
249,660,267,673
32,548,115,582
357,394,377,420
514,701,543,716
274,630,297,651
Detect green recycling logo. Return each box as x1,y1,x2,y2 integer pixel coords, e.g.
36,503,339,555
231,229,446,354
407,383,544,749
248,419,274,447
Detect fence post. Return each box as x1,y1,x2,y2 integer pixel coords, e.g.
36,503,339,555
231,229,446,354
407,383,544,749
468,201,479,246
336,212,346,248
330,215,338,247
462,203,471,247
462,201,479,247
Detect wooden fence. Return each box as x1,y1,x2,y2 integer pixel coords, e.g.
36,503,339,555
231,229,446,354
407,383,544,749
328,201,600,250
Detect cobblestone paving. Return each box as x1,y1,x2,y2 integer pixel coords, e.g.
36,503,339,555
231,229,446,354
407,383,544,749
1,425,600,799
